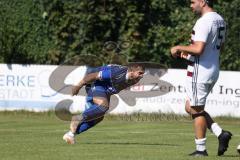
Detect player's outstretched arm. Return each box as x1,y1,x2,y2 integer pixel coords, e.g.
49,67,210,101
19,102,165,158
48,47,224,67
72,72,100,96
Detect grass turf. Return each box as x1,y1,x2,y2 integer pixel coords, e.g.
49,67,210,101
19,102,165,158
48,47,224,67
0,111,239,160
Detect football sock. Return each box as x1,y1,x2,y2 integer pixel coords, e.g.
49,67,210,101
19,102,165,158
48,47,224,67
76,117,103,134
211,123,222,137
76,121,97,134
202,112,223,137
66,131,75,137
76,104,108,134
202,111,214,129
195,138,207,151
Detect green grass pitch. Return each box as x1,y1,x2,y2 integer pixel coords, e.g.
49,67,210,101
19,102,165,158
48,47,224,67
0,111,239,160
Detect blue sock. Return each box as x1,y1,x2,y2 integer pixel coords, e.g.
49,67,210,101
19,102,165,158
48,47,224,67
76,117,103,134
76,121,95,133
76,104,108,134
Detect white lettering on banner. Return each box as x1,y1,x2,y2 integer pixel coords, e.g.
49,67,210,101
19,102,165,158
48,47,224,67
0,75,35,87
0,89,35,100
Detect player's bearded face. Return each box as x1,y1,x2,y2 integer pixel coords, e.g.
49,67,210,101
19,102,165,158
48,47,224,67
129,70,144,81
190,0,202,15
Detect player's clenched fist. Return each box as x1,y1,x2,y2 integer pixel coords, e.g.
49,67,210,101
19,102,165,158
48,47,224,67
72,85,82,96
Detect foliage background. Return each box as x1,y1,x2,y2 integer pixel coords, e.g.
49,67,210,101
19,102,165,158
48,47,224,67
0,0,239,70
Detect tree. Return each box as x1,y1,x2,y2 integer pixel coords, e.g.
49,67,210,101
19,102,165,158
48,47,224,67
0,0,239,70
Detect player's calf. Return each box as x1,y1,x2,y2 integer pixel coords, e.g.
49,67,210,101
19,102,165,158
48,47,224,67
70,115,83,133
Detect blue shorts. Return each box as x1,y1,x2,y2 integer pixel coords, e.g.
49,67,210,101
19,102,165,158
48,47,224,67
85,85,110,109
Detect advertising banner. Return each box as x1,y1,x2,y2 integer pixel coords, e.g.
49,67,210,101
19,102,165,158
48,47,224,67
0,64,239,117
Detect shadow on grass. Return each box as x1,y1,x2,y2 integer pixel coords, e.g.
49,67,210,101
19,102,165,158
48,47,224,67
221,155,240,158
84,142,180,146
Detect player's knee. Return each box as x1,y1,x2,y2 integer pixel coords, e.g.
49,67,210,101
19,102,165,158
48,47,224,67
191,112,205,119
191,110,206,119
188,105,205,119
191,105,205,113
82,104,109,122
93,97,109,108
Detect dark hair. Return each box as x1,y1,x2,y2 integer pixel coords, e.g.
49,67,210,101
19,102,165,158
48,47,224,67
205,0,213,8
127,63,145,72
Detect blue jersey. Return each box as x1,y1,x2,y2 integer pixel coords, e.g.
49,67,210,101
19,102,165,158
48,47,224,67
86,64,137,95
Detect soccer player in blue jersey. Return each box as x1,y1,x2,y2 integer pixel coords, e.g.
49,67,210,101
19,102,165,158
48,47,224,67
63,63,145,144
